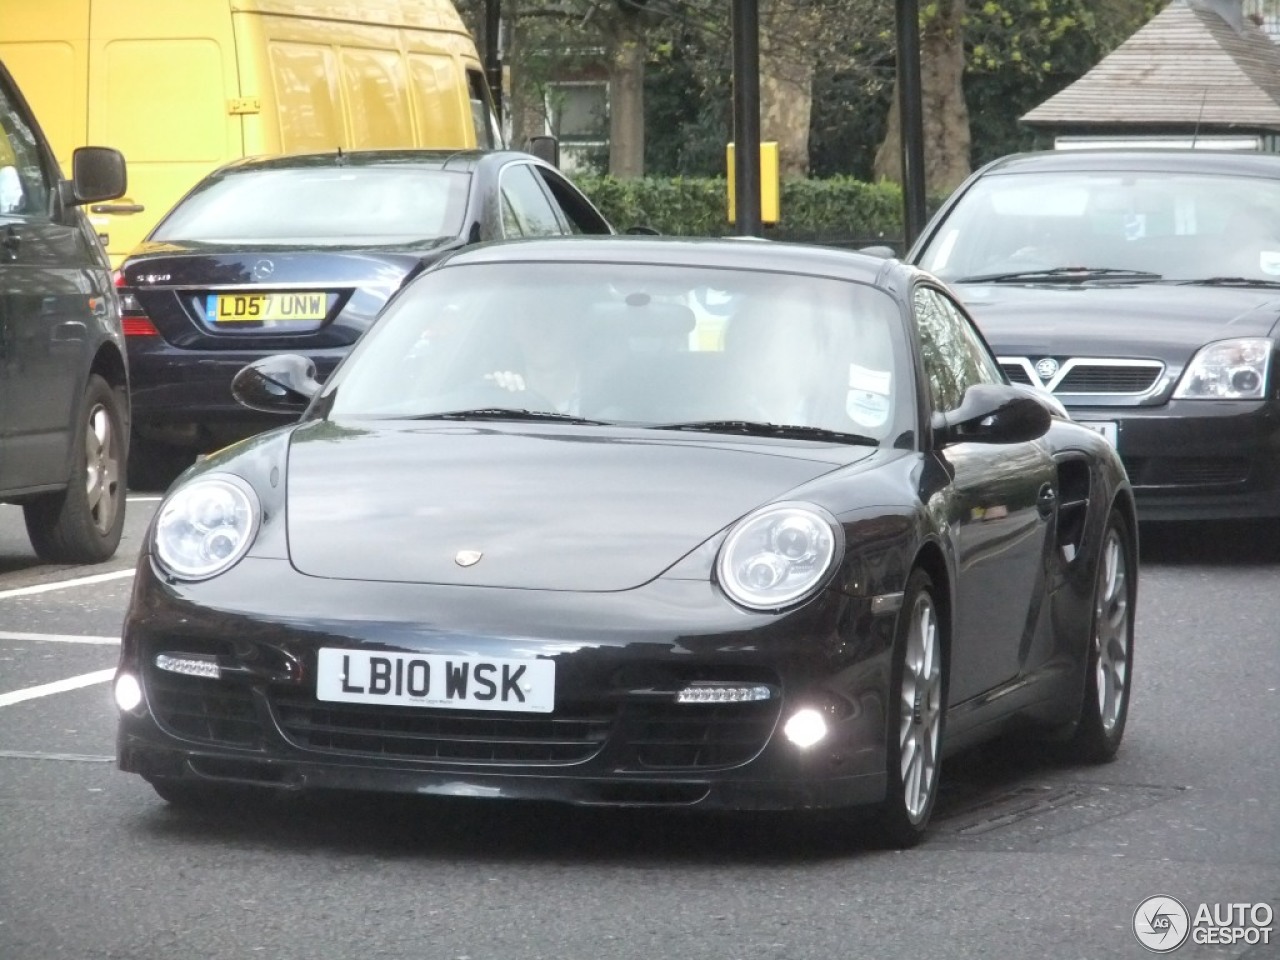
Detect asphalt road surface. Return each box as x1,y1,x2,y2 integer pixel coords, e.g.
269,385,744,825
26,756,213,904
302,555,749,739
1,499,1276,960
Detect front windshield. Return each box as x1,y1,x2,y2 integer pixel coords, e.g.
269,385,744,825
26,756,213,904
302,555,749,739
152,166,470,245
918,169,1280,283
320,261,908,444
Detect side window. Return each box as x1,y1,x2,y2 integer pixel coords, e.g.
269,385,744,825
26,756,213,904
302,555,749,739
536,167,611,235
499,164,565,238
0,79,51,219
914,286,1002,413
466,69,501,150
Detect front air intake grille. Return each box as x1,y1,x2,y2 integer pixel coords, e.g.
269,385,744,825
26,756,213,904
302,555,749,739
146,671,264,748
271,692,615,766
617,699,780,770
1001,363,1035,386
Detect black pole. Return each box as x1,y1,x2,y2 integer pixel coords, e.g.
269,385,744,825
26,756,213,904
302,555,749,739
897,0,927,250
485,0,503,128
731,0,762,237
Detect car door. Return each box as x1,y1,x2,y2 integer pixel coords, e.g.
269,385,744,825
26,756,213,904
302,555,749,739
0,66,87,491
914,284,1058,705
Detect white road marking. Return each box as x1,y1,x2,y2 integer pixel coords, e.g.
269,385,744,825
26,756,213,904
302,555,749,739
0,749,114,763
0,632,119,645
0,668,116,708
0,568,134,600
127,495,163,502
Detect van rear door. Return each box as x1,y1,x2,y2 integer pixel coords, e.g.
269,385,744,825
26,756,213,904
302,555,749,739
87,0,244,262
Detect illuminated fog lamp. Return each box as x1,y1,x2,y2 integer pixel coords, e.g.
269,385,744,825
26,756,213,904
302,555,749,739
114,673,143,711
675,683,773,704
154,653,221,680
783,708,828,748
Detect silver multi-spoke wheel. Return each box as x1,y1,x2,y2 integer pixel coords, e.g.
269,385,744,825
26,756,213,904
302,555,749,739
1093,526,1130,734
899,590,942,823
85,401,122,536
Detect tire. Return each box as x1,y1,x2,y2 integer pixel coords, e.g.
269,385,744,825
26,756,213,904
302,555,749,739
872,567,947,849
23,375,127,564
1061,508,1135,764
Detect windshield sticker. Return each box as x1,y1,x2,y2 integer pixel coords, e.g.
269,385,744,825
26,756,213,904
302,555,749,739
847,364,891,428
849,363,892,395
1260,251,1280,276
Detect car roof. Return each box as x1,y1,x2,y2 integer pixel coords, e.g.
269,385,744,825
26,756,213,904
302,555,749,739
438,236,897,286
212,149,526,176
976,149,1280,178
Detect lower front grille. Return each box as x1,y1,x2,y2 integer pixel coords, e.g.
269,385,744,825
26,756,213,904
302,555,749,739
146,671,264,748
1122,455,1252,488
618,700,780,770
272,692,615,766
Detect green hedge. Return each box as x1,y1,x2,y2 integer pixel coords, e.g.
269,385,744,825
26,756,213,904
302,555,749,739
575,175,907,247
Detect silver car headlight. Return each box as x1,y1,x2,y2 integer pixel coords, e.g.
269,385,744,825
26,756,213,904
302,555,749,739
717,503,843,611
154,474,260,580
1173,338,1273,400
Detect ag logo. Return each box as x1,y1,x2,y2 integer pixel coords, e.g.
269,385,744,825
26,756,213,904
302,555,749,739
1035,357,1060,382
1134,896,1190,953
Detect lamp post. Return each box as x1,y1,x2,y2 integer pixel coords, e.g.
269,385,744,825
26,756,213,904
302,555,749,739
897,0,927,250
731,0,762,237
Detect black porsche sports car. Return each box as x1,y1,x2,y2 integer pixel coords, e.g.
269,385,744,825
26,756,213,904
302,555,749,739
117,148,614,486
114,238,1137,846
909,149,1280,522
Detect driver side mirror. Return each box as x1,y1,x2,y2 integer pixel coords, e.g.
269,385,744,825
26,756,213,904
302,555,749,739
932,383,1052,446
526,135,560,168
232,354,322,414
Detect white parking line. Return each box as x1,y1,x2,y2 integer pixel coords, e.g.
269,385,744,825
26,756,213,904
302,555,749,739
127,495,163,502
0,632,119,645
0,668,116,708
0,568,134,600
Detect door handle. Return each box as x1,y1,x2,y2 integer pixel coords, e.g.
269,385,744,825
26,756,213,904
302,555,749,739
89,202,145,214
1036,483,1057,519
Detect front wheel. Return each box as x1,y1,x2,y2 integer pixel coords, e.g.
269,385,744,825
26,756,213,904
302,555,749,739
1062,508,1135,763
24,375,127,564
872,567,947,848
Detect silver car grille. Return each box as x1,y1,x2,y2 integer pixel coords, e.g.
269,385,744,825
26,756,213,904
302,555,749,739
999,357,1165,396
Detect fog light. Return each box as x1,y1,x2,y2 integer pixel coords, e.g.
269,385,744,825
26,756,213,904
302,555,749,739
783,708,828,748
676,683,773,704
114,673,142,711
155,653,221,679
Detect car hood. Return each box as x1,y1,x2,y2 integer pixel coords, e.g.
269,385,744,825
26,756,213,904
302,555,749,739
954,282,1280,359
284,421,871,590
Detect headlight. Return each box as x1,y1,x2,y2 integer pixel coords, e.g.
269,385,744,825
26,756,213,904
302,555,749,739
154,474,260,580
1173,338,1273,400
717,503,843,611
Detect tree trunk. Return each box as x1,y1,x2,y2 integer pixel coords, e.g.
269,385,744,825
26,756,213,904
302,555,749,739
874,0,971,196
759,0,815,178
608,13,645,178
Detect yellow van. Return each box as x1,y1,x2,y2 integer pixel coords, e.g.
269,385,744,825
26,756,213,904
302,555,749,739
0,0,501,261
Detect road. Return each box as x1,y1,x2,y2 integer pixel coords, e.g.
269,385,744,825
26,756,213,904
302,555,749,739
1,499,1277,960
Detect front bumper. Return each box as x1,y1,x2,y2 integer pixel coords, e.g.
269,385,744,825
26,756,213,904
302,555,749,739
116,557,894,811
1071,398,1280,521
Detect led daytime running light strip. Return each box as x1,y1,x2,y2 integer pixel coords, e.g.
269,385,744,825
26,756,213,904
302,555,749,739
155,653,221,679
675,684,772,704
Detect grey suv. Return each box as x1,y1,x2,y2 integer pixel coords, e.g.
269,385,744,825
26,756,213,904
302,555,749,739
1,59,129,563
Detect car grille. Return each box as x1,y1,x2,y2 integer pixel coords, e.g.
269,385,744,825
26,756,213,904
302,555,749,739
1000,358,1163,395
146,671,264,749
271,692,615,766
1121,456,1252,488
617,700,779,770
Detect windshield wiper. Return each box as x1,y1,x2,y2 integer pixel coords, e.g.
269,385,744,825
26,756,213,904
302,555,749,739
1175,276,1280,289
653,419,879,445
407,407,608,425
956,266,1163,284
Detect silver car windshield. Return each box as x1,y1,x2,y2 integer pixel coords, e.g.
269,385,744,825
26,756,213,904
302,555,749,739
152,167,470,245
918,170,1280,283
321,261,907,444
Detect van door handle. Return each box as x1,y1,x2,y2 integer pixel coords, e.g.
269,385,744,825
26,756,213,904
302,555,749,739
90,202,145,214
2,225,18,261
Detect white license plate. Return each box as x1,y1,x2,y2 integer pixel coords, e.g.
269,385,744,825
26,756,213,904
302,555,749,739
1078,420,1118,446
316,648,555,713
